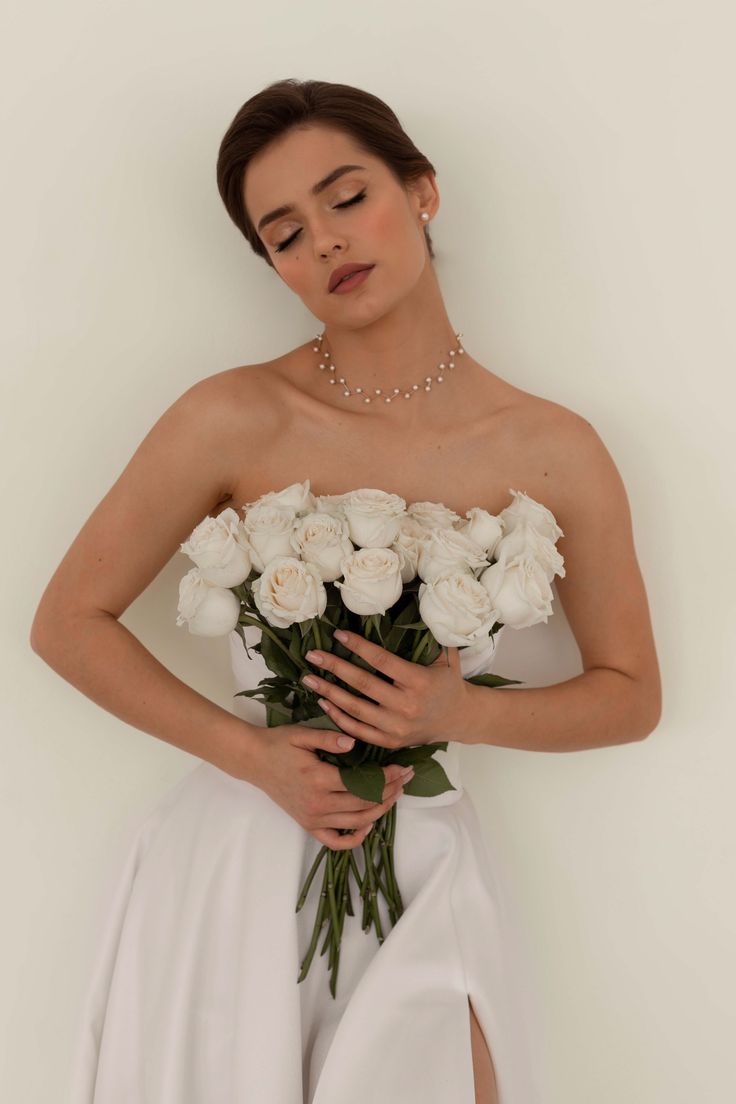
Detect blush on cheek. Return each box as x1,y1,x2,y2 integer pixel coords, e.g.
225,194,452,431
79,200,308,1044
368,198,404,243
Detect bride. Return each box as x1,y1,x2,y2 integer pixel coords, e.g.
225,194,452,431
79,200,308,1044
30,78,662,1104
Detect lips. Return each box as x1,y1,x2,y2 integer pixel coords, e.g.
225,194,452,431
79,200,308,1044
328,263,374,293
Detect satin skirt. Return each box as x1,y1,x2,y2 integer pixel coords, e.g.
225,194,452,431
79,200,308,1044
68,753,543,1103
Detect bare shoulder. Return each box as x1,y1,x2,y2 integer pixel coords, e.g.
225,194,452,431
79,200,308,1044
539,398,630,527
185,359,279,425
185,358,289,453
30,360,283,635
499,385,628,525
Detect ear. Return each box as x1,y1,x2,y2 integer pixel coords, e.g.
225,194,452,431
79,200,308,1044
406,169,440,221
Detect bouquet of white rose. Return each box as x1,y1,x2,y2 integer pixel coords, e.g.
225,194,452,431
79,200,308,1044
175,480,565,997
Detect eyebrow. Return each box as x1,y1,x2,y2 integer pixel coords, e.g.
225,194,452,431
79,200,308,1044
255,163,368,234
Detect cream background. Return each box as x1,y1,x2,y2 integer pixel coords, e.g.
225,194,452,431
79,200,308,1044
2,1,735,1100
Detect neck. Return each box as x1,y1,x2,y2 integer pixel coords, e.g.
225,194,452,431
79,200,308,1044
313,263,464,423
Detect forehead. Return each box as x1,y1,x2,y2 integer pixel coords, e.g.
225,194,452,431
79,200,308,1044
243,125,383,221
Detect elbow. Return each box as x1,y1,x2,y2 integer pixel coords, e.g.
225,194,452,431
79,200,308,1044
29,614,53,659
29,603,64,660
634,679,662,741
29,607,45,654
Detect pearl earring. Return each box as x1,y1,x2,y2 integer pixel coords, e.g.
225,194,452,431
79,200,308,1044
420,212,430,222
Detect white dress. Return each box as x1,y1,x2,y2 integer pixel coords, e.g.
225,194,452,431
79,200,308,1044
69,623,544,1103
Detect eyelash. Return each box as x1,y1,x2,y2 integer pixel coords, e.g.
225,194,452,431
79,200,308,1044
273,190,367,254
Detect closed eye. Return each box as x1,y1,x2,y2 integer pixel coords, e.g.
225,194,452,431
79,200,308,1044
273,190,367,254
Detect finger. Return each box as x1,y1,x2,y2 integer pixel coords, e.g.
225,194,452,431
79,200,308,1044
333,630,424,688
329,766,413,808
312,825,372,851
303,656,401,711
306,633,417,699
317,698,395,749
317,788,402,832
309,678,385,729
326,760,407,794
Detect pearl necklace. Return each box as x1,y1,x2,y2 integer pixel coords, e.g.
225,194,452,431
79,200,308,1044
313,330,465,404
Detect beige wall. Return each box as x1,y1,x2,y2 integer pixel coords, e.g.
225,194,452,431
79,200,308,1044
2,1,734,1100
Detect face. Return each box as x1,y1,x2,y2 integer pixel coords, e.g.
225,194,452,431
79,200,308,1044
242,124,438,324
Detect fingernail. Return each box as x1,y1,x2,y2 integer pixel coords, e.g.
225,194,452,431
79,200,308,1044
338,736,355,749
402,767,415,778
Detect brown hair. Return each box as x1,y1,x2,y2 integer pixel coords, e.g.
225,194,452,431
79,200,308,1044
216,78,437,269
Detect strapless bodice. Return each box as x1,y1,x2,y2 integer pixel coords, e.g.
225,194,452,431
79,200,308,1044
228,623,507,809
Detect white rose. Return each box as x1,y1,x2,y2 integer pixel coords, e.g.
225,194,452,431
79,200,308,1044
179,507,252,587
493,519,566,583
418,571,499,647
243,479,317,516
455,507,504,558
314,492,349,518
251,555,327,629
334,547,403,615
390,516,429,584
290,512,355,583
340,488,407,548
417,527,489,584
175,568,241,636
499,488,564,543
407,500,462,533
478,553,554,629
242,504,297,572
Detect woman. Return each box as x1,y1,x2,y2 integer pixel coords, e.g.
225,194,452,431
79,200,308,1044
30,79,661,1103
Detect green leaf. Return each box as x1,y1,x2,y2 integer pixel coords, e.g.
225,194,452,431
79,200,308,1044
298,618,314,640
257,698,292,719
264,700,298,726
260,628,300,680
382,597,419,647
288,624,303,665
384,741,449,768
299,714,342,732
465,673,524,688
337,761,386,803
401,757,456,798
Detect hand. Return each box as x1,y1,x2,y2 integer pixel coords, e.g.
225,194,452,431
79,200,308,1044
300,629,470,749
247,720,415,851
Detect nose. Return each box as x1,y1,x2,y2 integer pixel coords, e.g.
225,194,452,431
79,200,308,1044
312,220,348,260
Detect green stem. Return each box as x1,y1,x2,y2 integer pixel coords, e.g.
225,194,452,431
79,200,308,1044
363,831,385,944
390,805,405,913
297,870,330,984
348,850,365,894
410,629,431,663
325,852,341,948
296,844,328,912
238,613,310,673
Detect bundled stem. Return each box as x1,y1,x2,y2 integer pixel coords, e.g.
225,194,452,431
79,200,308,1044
296,807,404,998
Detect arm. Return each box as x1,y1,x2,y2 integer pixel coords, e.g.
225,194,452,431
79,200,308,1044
29,374,263,781
460,413,662,752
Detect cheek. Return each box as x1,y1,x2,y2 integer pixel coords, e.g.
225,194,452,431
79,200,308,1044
371,198,426,278
369,196,410,245
277,255,310,293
